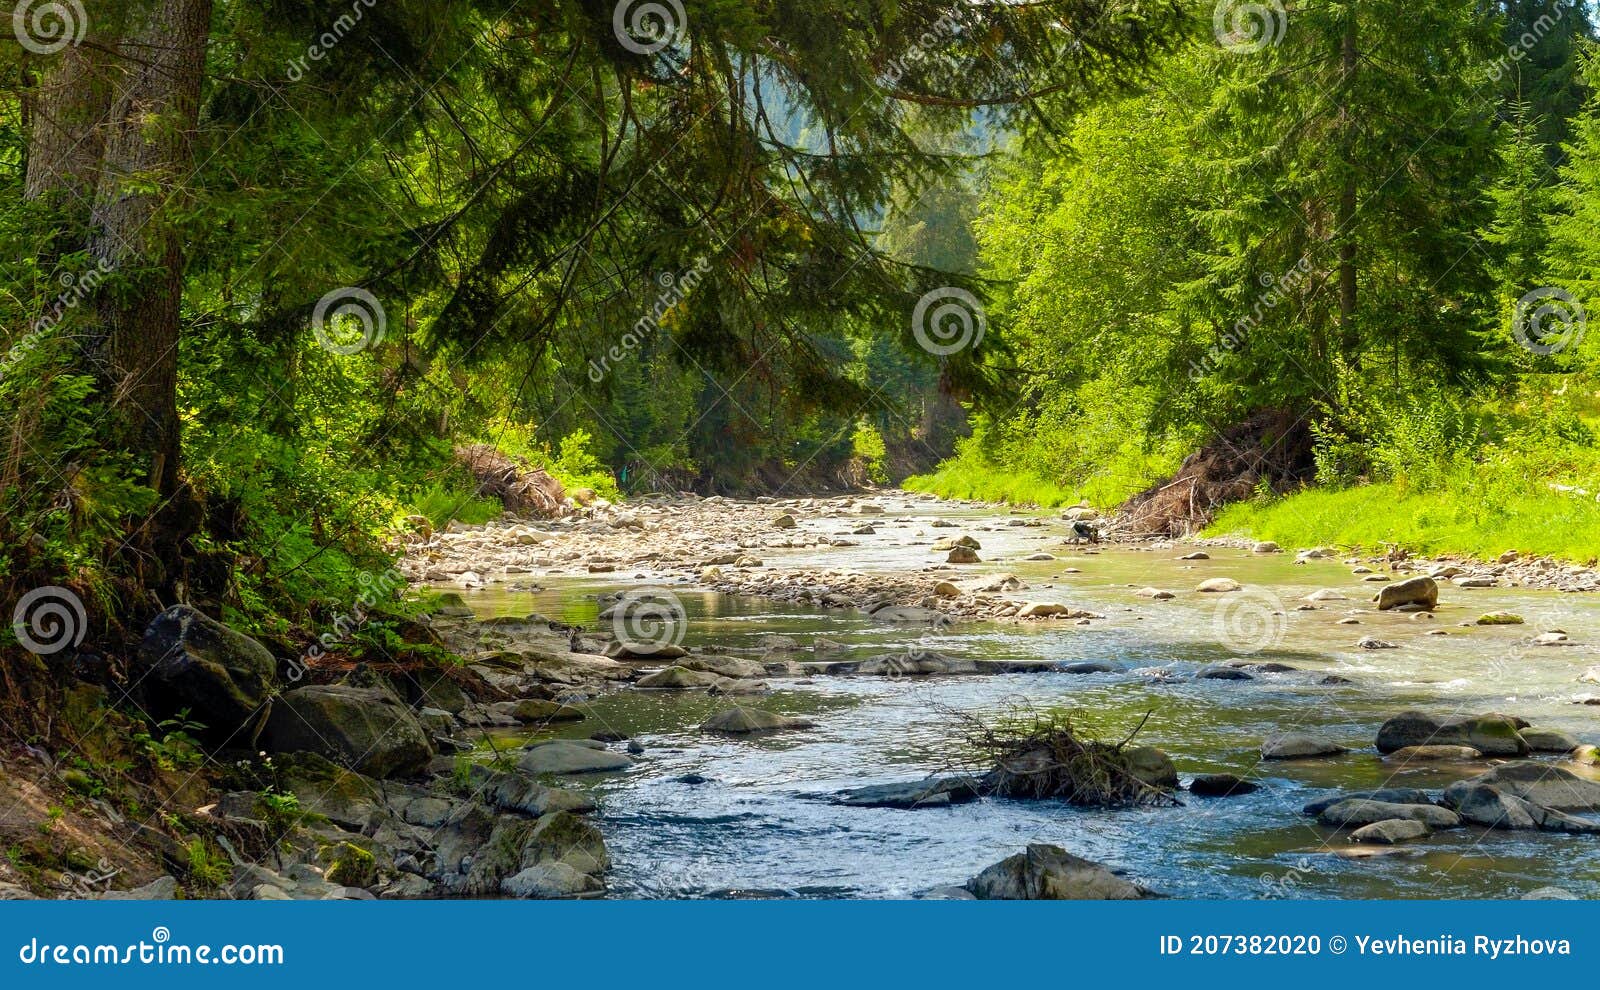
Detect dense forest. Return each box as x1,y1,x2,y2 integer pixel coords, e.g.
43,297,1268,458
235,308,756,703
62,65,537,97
6,0,1600,904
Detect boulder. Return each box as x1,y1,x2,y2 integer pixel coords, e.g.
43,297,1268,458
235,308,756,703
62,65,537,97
1350,819,1431,844
1135,588,1176,600
605,641,689,661
1519,728,1579,753
1196,578,1241,593
1189,774,1259,797
1374,711,1528,756
1316,799,1461,830
264,685,433,778
771,513,798,530
137,605,276,731
946,546,981,564
965,844,1159,900
1442,782,1600,834
517,740,634,776
1125,747,1178,788
500,862,602,899
1252,541,1279,553
1304,589,1347,602
1262,734,1347,760
700,706,815,734
1375,576,1438,611
1356,636,1398,649
634,666,723,689
1444,762,1600,812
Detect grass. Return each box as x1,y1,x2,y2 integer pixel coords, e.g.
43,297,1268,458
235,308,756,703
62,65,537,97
408,480,503,529
903,459,1076,508
1208,481,1600,564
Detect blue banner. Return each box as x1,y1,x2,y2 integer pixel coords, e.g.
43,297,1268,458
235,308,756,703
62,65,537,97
2,900,1594,987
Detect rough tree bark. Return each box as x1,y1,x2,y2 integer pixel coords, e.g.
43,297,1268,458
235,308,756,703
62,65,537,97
85,0,213,501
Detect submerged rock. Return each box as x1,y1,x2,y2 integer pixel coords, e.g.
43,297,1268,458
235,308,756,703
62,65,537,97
1262,734,1347,760
965,844,1160,900
1384,744,1483,762
700,706,815,734
1189,773,1259,797
833,777,980,809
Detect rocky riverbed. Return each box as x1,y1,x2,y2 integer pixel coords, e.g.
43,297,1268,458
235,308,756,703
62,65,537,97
385,491,1600,899
9,491,1598,901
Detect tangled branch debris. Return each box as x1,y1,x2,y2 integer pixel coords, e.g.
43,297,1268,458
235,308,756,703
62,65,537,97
946,706,1180,808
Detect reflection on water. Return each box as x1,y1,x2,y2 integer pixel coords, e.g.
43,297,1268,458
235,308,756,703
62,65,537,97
455,510,1600,899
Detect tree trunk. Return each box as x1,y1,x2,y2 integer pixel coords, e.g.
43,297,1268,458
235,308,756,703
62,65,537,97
1336,13,1360,366
86,0,213,500
23,42,115,210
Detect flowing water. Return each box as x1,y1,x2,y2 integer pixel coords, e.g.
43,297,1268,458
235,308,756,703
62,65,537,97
455,503,1600,899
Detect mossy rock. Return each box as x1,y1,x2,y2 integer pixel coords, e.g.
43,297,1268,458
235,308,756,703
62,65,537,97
1476,612,1525,625
322,841,377,888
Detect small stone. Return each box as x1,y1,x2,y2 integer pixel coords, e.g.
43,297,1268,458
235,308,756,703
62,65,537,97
1356,636,1397,649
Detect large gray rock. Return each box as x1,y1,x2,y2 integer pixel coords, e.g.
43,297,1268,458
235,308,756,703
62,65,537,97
1375,711,1528,756
1375,576,1438,611
517,739,634,775
1350,819,1431,844
1125,747,1179,788
264,685,433,778
1444,762,1600,812
1442,783,1600,834
1520,728,1580,753
965,844,1159,900
500,863,602,899
1316,799,1461,830
700,706,815,734
1262,734,1347,759
138,605,276,731
1302,789,1433,816
634,665,723,689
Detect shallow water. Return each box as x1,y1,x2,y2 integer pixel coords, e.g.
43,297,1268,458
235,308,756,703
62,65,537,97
456,503,1600,899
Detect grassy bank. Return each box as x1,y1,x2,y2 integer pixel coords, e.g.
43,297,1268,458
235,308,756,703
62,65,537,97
902,460,1076,508
1207,483,1600,563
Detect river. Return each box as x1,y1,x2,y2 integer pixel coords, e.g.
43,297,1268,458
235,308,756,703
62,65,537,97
449,498,1600,899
